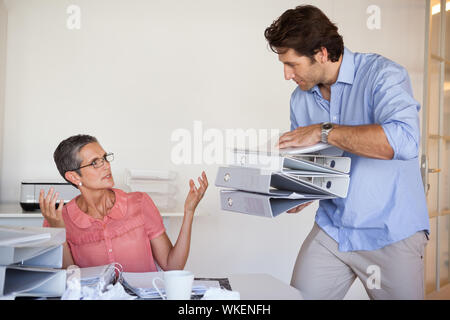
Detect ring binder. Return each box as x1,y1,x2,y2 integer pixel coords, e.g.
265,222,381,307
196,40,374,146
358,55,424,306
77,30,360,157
215,166,350,198
220,190,319,218
216,147,351,218
0,225,66,298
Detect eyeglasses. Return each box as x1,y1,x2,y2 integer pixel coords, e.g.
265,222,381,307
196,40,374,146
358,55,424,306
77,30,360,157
68,153,114,172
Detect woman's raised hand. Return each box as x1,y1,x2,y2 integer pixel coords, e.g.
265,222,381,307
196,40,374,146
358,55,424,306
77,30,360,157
184,171,208,216
39,188,65,228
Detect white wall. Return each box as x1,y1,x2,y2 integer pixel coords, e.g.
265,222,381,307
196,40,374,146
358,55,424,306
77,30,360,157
0,0,7,197
0,0,426,299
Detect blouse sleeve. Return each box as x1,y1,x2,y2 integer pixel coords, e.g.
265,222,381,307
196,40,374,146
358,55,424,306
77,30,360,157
141,192,166,240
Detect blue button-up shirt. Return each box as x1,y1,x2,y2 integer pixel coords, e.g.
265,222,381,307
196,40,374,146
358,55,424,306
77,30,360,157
290,47,430,251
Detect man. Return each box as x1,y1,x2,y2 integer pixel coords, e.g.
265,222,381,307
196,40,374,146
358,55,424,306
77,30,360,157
264,5,429,299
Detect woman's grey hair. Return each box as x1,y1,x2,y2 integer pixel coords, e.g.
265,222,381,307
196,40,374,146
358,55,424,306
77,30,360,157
53,134,98,188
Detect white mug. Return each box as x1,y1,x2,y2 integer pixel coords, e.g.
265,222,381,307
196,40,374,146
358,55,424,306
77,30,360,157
152,270,194,300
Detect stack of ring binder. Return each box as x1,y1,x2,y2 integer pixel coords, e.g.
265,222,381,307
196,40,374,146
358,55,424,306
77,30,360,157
0,225,67,299
215,144,351,218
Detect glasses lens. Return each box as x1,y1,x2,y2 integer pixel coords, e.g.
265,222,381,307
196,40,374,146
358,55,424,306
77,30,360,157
90,153,113,169
92,158,104,169
106,153,114,162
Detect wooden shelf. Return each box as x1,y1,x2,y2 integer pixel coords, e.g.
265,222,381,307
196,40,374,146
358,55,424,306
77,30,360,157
428,210,450,218
428,134,450,141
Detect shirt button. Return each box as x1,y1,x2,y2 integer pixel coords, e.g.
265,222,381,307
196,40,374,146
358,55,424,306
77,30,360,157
108,249,112,253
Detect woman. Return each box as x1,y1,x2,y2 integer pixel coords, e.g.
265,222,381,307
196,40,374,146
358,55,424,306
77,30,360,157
40,134,208,272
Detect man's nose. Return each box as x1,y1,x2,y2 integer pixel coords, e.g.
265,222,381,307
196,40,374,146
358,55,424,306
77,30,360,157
284,65,294,81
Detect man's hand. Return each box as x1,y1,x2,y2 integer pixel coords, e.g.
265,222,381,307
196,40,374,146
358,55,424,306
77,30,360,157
287,201,314,214
277,124,322,149
286,201,314,213
184,171,208,216
39,188,65,228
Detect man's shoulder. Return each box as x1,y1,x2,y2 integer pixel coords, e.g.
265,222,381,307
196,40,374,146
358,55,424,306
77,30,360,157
353,51,406,79
289,86,313,109
290,86,303,98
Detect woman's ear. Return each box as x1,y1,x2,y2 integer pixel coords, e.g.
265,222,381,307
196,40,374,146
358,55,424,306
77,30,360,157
65,171,81,186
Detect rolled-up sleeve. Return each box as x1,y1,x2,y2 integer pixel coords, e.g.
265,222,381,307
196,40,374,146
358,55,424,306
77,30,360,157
372,63,421,160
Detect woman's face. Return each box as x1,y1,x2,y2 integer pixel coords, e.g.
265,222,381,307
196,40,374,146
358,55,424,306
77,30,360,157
75,142,115,190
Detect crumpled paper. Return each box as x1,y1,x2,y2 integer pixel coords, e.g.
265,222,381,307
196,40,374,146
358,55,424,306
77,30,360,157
61,278,136,300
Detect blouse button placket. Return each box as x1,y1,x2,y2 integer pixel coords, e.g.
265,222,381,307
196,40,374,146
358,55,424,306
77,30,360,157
102,220,115,263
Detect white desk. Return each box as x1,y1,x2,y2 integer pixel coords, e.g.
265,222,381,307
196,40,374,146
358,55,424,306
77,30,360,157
203,273,303,300
0,203,44,226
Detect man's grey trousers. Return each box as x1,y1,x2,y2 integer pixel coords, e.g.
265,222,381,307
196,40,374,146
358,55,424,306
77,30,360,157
291,223,429,300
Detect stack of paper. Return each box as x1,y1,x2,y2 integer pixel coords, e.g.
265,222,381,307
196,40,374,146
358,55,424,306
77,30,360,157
0,225,66,298
215,143,351,218
124,169,178,211
119,272,220,299
78,264,117,289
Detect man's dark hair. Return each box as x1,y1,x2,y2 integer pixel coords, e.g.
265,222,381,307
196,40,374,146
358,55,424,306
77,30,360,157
264,5,344,62
53,134,98,187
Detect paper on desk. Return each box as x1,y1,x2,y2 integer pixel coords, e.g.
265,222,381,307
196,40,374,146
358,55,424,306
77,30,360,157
120,272,221,299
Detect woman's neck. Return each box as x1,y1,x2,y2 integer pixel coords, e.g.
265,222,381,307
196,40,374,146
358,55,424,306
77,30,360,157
76,188,115,219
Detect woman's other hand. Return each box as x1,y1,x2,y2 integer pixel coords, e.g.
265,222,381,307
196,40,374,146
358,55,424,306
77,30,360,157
39,188,65,228
184,171,208,216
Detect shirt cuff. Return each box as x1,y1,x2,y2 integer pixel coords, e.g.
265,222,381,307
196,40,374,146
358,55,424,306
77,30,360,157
381,121,419,160
381,122,397,160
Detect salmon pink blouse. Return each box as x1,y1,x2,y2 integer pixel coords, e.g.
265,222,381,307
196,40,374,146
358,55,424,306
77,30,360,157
43,188,165,272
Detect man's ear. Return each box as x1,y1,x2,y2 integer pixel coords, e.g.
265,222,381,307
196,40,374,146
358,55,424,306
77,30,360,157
316,47,329,64
65,171,81,186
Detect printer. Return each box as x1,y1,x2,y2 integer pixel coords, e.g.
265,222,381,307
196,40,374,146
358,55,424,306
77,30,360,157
20,180,80,211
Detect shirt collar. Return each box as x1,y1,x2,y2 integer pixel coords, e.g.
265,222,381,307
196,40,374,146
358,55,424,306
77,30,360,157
67,188,127,229
336,47,355,85
309,46,355,95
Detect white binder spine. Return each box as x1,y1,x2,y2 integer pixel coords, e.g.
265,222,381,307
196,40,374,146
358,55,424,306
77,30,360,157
220,190,312,218
215,166,349,198
215,166,273,194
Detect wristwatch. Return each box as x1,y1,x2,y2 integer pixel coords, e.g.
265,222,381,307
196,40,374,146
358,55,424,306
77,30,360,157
321,122,334,144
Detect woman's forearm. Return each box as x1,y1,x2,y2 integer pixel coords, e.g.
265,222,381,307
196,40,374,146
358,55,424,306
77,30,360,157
165,213,194,270
163,172,207,270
